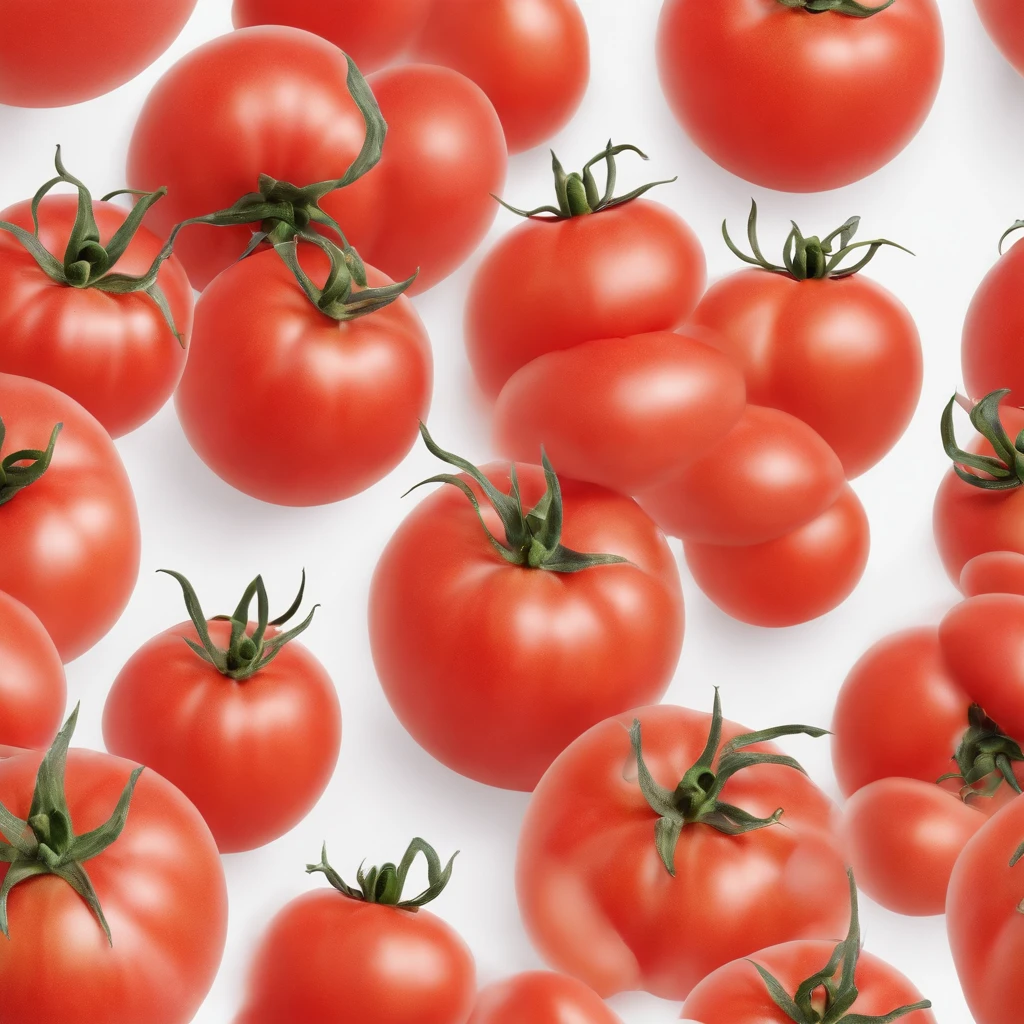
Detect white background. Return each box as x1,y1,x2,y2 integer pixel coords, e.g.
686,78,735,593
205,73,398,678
0,0,1013,1020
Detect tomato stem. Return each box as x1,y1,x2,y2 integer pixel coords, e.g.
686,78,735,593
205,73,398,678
938,704,1024,800
0,418,62,508
941,389,1024,491
774,0,896,16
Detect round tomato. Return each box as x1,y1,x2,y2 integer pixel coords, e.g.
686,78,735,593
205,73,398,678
961,551,1024,597
0,0,197,107
175,243,431,506
236,839,475,1024
469,972,621,1024
0,154,193,438
369,427,683,791
0,374,140,661
657,0,943,192
466,143,706,397
103,571,340,853
517,694,847,1000
975,0,1024,76
0,589,65,750
0,710,227,1024
493,330,747,495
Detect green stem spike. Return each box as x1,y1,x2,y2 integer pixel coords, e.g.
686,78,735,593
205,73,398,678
941,389,1024,491
0,418,61,508
938,704,1024,800
775,0,896,15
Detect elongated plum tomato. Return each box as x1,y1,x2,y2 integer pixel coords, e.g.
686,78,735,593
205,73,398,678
494,329,747,495
691,203,922,478
0,152,193,438
974,0,1024,77
517,694,848,999
369,427,683,791
657,0,943,193
0,710,227,1024
0,374,140,661
469,972,621,1024
235,839,475,1024
466,143,706,397
103,571,341,853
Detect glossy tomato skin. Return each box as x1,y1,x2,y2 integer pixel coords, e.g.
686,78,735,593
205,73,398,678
0,196,193,437
369,463,684,791
0,374,140,661
0,590,65,749
467,200,706,397
517,704,848,1000
0,748,228,1024
103,619,341,853
175,248,431,506
692,270,922,478
657,0,943,192
975,0,1024,76
413,0,589,154
493,330,747,495
235,890,475,1024
961,551,1024,597
469,972,621,1024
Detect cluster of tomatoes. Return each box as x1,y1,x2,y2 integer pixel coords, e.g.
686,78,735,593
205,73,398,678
3,2,1024,1024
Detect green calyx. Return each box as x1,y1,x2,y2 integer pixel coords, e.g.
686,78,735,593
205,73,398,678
752,871,931,1023
941,389,1024,491
0,706,143,944
999,220,1024,254
631,689,829,874
0,417,61,508
160,569,317,682
307,837,456,910
408,423,630,574
775,0,896,15
0,147,184,343
724,200,911,281
939,704,1024,800
496,140,676,220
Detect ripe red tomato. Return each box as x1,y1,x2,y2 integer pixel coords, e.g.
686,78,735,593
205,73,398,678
175,245,431,506
0,589,65,750
469,972,621,1024
517,696,848,1000
975,0,1024,76
103,571,341,853
0,374,140,661
0,711,228,1024
466,144,706,397
657,0,943,192
961,551,1024,597
369,429,683,791
235,839,475,1024
0,0,197,107
493,330,747,495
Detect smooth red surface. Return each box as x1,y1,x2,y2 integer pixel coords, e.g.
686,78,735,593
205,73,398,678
961,551,1024,597
469,972,621,1024
974,0,1024,76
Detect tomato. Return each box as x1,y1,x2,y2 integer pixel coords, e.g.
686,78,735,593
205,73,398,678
466,143,706,398
469,972,621,1024
493,330,747,495
174,243,431,506
0,154,193,438
516,695,848,1000
0,0,197,107
103,571,340,853
656,0,943,192
0,374,140,661
0,589,65,749
0,710,227,1024
975,0,1024,76
961,551,1024,597
236,839,475,1024
369,428,683,791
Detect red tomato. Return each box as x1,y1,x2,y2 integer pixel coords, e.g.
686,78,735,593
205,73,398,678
369,430,684,791
0,712,227,1024
0,0,197,107
236,839,475,1024
975,0,1024,76
518,698,847,1000
961,551,1024,597
639,405,845,545
174,245,431,506
493,330,747,495
469,972,621,1024
0,589,65,749
685,484,869,627
656,0,943,192
412,0,589,154
103,571,341,853
0,374,140,661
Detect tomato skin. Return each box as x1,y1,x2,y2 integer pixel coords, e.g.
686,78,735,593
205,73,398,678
0,196,193,438
974,0,1024,76
175,248,431,506
369,463,683,791
639,405,845,546
0,747,228,1024
468,972,621,1024
961,551,1024,597
467,200,706,398
493,330,747,495
0,590,65,750
691,270,922,478
657,0,943,193
0,374,140,661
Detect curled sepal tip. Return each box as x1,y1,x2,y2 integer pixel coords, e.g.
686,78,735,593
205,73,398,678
937,704,1024,801
775,0,896,16
941,389,1024,491
0,418,62,508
